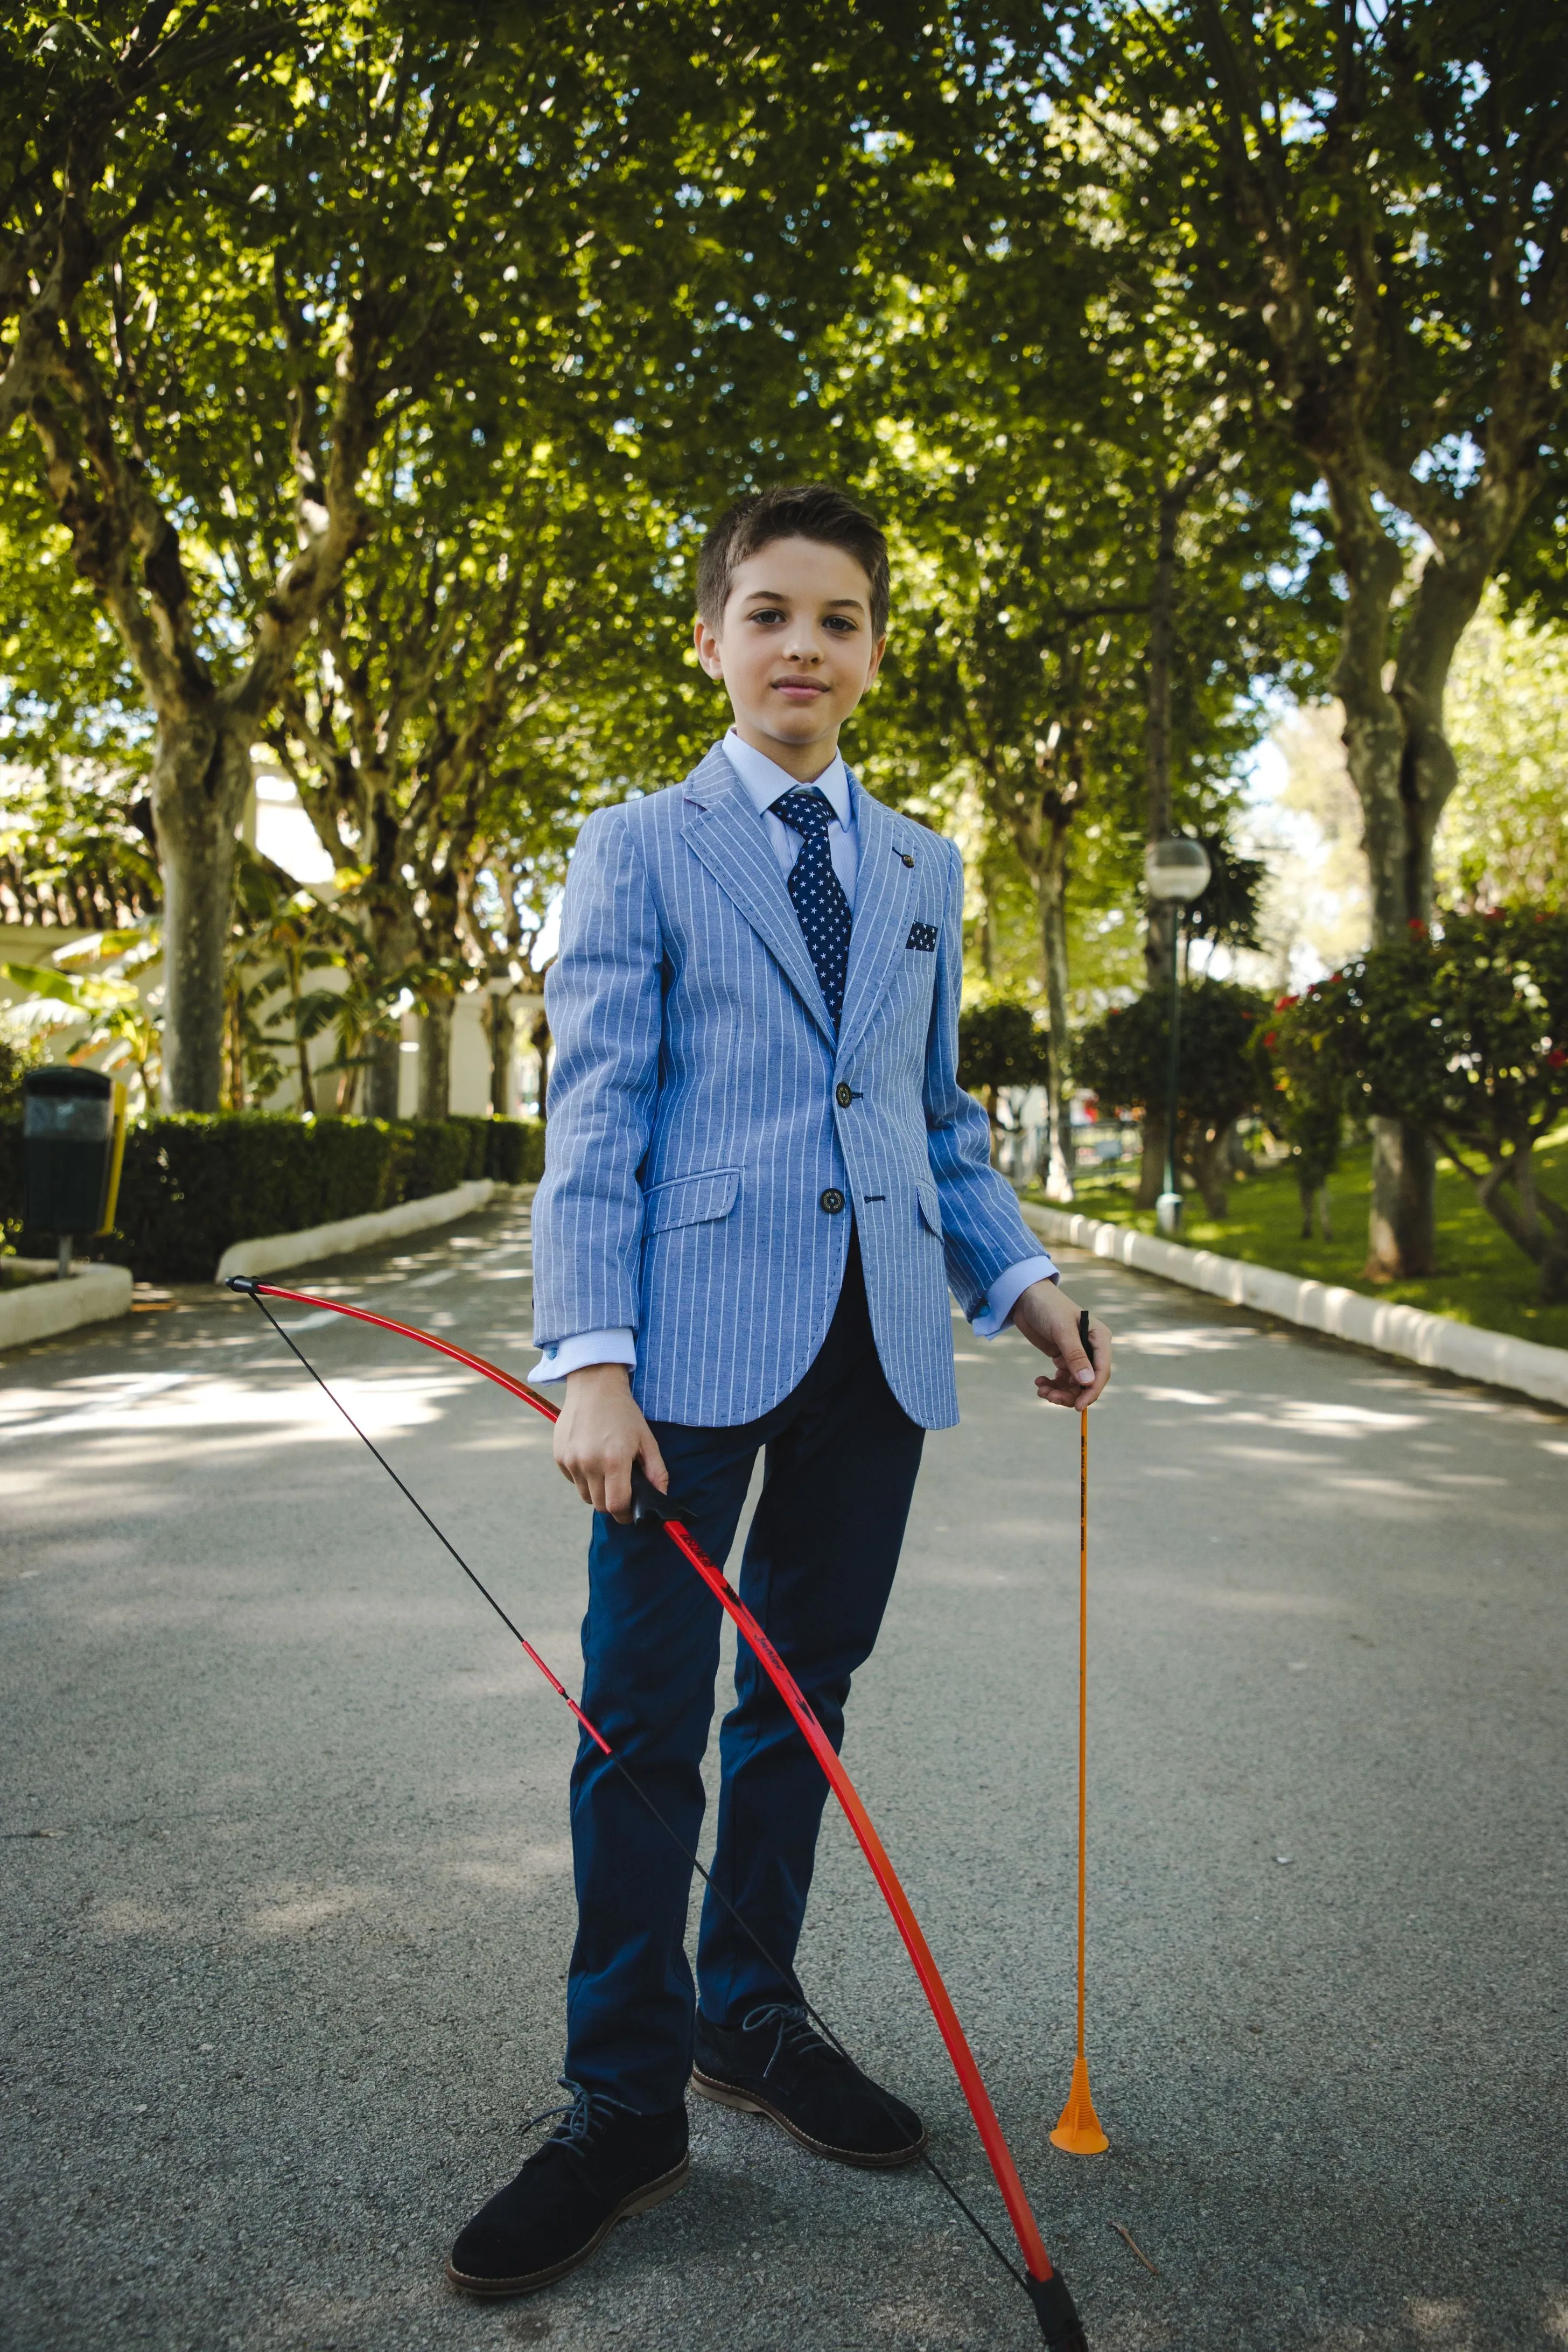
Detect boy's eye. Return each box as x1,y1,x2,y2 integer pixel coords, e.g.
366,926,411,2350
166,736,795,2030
824,615,858,634
748,606,787,626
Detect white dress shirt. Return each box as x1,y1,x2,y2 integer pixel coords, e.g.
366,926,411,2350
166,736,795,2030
722,727,860,907
532,733,1056,1382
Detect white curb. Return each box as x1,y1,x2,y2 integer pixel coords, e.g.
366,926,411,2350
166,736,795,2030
0,1260,134,1350
215,1178,495,1284
1021,1202,1568,1412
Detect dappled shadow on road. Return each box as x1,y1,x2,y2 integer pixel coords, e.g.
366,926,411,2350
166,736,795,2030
3,1214,1566,2351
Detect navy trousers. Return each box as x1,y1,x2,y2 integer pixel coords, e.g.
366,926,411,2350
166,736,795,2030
563,1236,925,2112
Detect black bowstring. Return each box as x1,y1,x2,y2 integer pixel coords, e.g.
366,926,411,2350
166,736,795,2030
244,1291,1029,2296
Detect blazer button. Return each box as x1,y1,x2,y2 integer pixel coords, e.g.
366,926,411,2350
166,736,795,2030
836,1082,853,1108
820,1188,845,1215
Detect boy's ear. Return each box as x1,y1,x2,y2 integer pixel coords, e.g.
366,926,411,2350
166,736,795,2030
693,613,724,681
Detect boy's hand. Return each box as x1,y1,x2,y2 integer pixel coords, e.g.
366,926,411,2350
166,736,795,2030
555,1363,669,1523
1010,1280,1112,1410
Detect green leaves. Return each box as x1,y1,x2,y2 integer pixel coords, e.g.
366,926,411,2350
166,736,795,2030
0,919,163,1101
1271,909,1568,1295
1280,913,1568,1151
1075,977,1266,1134
957,998,1053,1096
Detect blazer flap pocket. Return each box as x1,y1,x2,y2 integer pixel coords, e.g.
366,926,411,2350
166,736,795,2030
916,1180,943,1237
643,1166,741,1236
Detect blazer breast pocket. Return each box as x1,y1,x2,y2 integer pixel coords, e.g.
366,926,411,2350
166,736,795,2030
905,922,937,952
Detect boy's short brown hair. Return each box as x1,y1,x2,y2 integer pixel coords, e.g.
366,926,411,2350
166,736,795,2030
697,483,890,639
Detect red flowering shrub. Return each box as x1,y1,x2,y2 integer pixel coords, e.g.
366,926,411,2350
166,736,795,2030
1272,907,1568,1301
1252,990,1350,1241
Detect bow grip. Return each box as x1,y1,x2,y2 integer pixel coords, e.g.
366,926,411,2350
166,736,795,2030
1079,1306,1095,1369
631,1463,675,1524
1026,2269,1089,2349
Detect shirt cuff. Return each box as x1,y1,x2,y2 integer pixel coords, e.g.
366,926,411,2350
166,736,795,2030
971,1254,1059,1338
530,1328,638,1382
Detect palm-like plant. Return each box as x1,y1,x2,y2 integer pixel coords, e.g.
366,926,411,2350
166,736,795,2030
2,922,163,1109
251,897,356,1115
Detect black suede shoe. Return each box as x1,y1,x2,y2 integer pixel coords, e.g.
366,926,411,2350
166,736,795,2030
446,2081,688,2298
691,2001,927,2168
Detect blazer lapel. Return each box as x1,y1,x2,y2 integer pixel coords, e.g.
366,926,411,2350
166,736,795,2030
681,747,836,1044
836,782,919,1063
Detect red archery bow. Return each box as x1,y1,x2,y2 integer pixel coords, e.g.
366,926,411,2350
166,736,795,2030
228,1276,1086,2349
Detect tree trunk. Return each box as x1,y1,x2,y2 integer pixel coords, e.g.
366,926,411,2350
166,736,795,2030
1186,1124,1231,1219
1136,1111,1167,1209
1142,461,1216,995
226,989,245,1111
295,1031,316,1117
1139,472,1184,1199
1366,1118,1435,1278
1037,825,1075,1202
1471,1140,1568,1305
1296,1167,1333,1241
362,875,418,1123
151,718,251,1112
1509,1148,1568,1305
1332,510,1482,1279
1539,1244,1568,1307
531,1010,552,1122
1142,494,1178,995
364,1034,400,1122
487,987,517,1117
417,991,455,1119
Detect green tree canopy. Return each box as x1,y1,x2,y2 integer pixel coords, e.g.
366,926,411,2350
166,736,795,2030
1031,0,1568,1278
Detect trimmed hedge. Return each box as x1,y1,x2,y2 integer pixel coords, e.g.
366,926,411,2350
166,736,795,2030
0,1110,545,1282
449,1113,547,1186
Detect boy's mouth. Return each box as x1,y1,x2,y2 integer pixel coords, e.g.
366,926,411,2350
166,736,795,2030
772,678,829,700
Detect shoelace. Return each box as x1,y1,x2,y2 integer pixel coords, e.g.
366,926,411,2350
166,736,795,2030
740,2000,847,2082
523,2076,641,2154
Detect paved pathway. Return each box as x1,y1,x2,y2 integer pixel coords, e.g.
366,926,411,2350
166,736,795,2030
3,1198,1565,2351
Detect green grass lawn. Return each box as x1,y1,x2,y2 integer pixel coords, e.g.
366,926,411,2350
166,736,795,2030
1025,1125,1568,1352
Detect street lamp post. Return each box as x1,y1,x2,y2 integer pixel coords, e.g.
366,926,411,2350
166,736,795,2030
1143,837,1212,1238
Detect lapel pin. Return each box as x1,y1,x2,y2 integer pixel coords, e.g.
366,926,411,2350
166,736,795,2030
897,849,914,869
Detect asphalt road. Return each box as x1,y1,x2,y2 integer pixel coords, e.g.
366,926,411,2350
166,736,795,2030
3,1194,1565,2352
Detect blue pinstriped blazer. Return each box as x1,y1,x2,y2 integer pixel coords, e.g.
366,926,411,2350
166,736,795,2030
530,743,1046,1430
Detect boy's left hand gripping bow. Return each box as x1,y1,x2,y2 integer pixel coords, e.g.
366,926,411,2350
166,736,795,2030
227,1274,1088,2350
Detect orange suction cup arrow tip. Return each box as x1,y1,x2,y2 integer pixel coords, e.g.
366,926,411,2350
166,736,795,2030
1049,2053,1109,2155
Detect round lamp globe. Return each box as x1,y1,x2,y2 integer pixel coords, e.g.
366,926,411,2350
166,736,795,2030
1144,837,1212,904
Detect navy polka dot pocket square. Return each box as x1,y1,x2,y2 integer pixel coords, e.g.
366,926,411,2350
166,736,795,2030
905,922,937,951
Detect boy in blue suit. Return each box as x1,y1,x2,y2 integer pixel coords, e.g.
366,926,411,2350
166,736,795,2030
449,485,1111,2298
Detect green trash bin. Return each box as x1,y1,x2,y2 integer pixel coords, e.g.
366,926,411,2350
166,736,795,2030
22,1067,128,1277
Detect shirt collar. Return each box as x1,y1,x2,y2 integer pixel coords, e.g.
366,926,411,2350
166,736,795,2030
724,728,852,829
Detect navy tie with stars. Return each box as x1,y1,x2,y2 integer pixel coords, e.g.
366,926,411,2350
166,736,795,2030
773,787,852,1028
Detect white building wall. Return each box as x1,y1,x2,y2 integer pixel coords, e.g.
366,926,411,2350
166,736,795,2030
4,921,543,1125
395,989,544,1118
451,992,492,1116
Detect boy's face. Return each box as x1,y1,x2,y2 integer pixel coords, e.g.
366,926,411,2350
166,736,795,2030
694,535,885,775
